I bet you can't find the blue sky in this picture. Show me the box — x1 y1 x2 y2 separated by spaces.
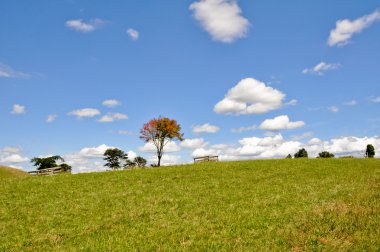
1 0 379 173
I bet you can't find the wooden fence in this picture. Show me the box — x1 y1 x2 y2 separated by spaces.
28 167 69 176
193 156 219 164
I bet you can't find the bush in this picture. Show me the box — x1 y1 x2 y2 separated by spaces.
318 151 334 158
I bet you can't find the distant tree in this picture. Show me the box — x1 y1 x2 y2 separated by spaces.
103 148 128 170
134 156 147 167
365 144 375 158
59 163 72 173
318 151 335 158
140 116 184 167
286 154 292 159
124 159 136 169
294 148 308 158
31 155 65 170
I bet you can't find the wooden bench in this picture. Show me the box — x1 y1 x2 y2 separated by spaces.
193 156 219 164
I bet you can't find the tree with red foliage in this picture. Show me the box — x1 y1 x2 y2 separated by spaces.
140 116 184 167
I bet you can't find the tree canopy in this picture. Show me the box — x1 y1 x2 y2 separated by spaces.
140 116 184 167
318 151 335 158
294 148 308 158
134 156 147 167
103 148 128 170
31 155 65 170
365 144 375 158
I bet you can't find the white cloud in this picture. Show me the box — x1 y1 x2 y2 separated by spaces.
192 123 220 134
259 115 305 131
68 108 101 118
214 78 286 115
63 144 142 173
11 104 26 114
126 28 139 40
329 106 339 113
308 138 322 145
180 138 207 149
0 63 30 79
66 18 105 33
302 62 340 75
147 154 182 166
0 147 28 167
192 134 380 161
139 141 181 153
127 151 137 160
189 0 250 43
98 113 128 123
231 124 257 133
290 132 314 141
370 96 380 103
286 99 298 106
328 10 380 46
324 136 380 157
102 99 121 107
46 114 57 123
344 100 358 106
78 144 114 158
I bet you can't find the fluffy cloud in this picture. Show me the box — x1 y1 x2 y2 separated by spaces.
214 78 286 115
328 10 380 46
147 154 182 166
66 18 105 33
126 28 139 40
64 144 121 173
192 123 220 134
46 114 57 123
68 108 101 118
189 0 250 43
259 115 305 131
302 62 340 75
231 124 257 133
11 104 26 114
102 99 121 107
192 134 380 161
139 141 181 153
180 138 207 149
0 147 28 168
98 113 128 122
0 62 30 79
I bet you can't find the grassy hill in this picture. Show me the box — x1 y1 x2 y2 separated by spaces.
0 166 29 179
0 159 379 251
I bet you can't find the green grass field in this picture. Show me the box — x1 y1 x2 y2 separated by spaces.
0 166 29 179
1 159 379 251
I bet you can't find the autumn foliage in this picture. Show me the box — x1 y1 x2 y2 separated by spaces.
140 116 184 167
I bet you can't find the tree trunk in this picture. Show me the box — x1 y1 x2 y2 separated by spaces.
157 155 161 167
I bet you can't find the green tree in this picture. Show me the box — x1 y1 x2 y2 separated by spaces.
140 116 184 167
286 154 292 159
31 155 65 170
134 156 147 167
365 144 375 158
294 148 308 158
318 151 335 158
59 163 72 172
103 148 128 170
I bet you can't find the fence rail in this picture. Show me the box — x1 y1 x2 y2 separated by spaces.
28 167 68 176
193 156 219 164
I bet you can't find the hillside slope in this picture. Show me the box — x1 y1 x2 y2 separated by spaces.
0 159 379 251
0 166 29 179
